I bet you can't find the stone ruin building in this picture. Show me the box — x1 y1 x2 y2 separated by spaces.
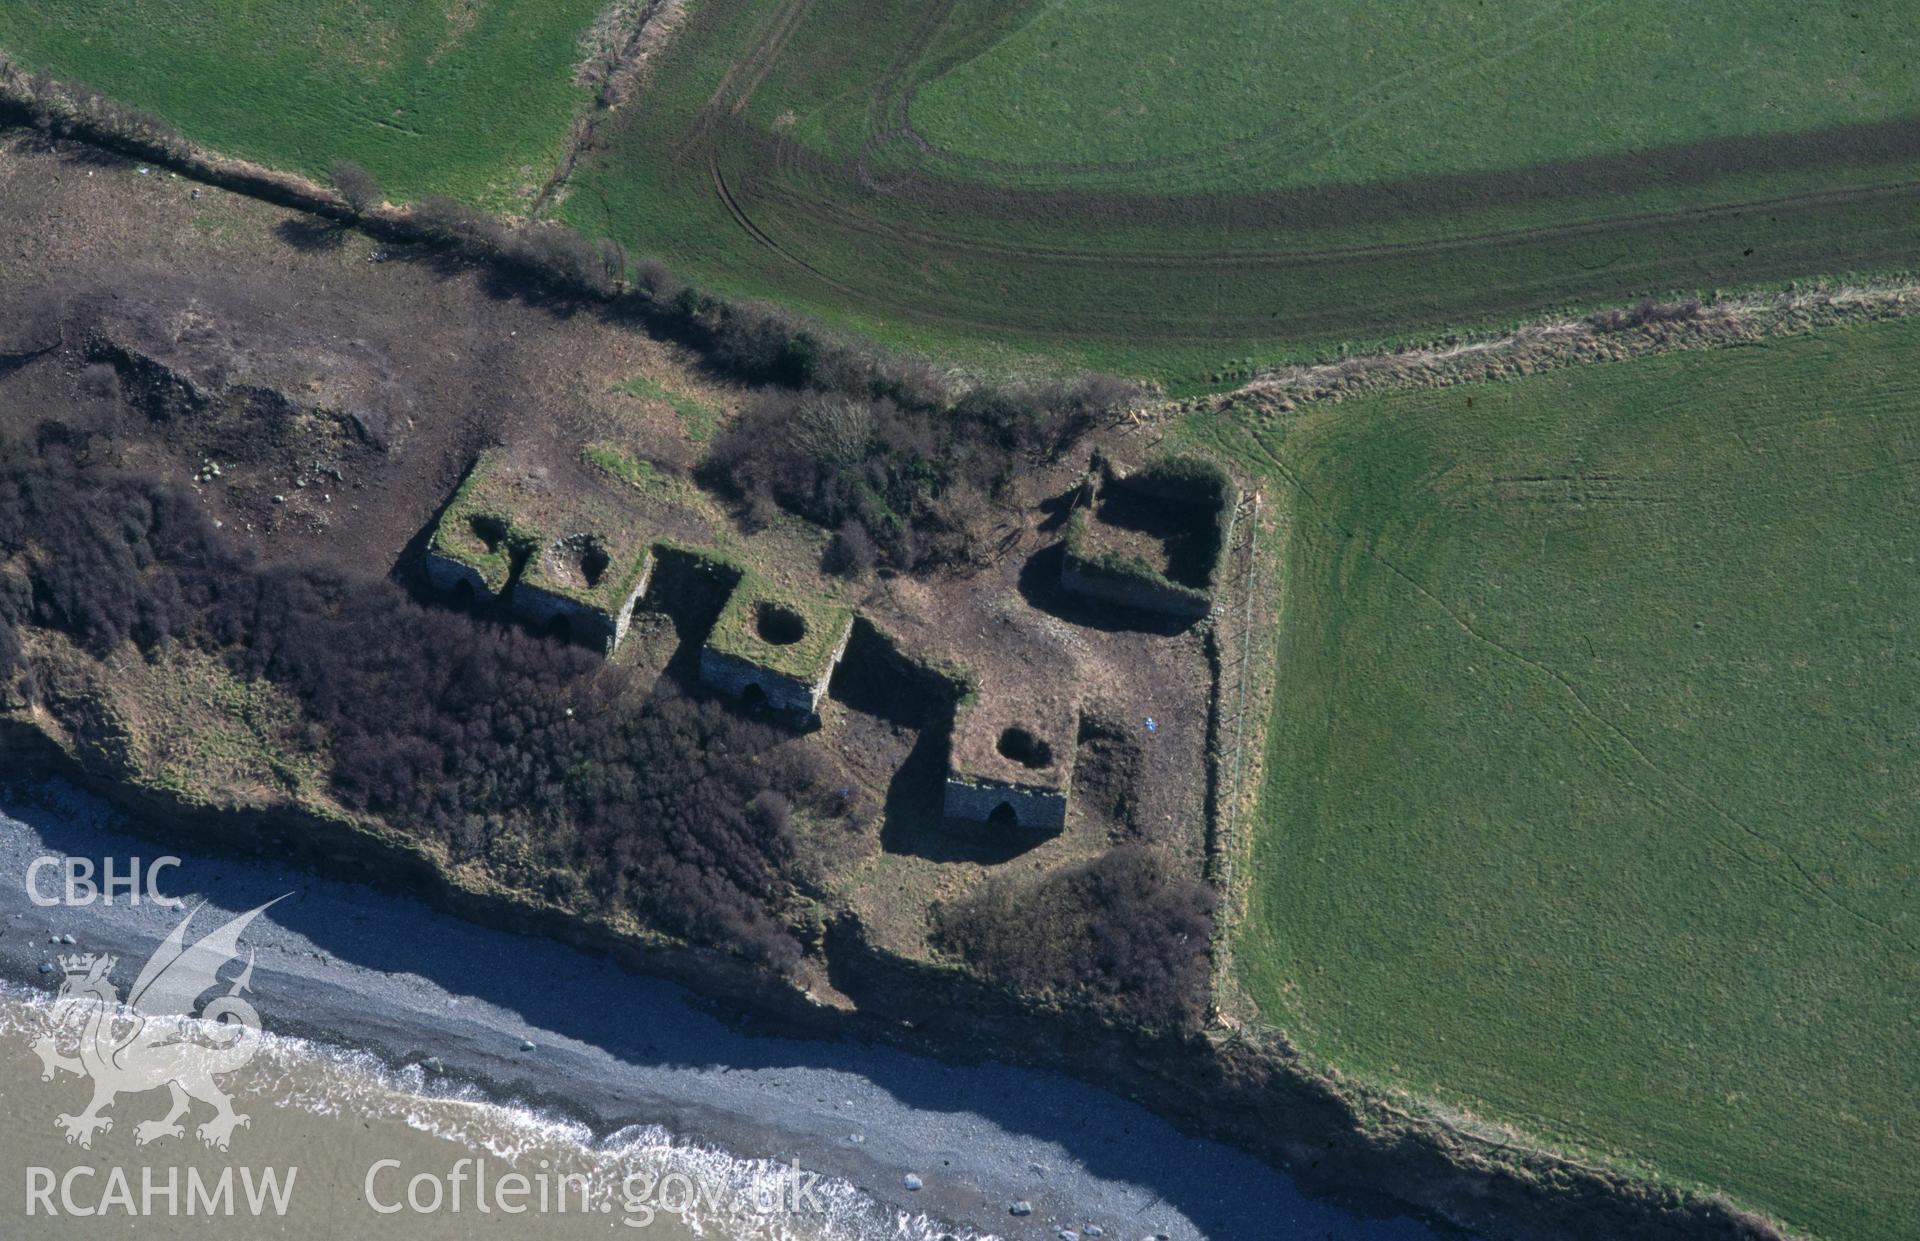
943 688 1079 832
698 578 854 721
423 450 654 655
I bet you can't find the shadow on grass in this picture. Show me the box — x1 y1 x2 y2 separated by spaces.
873 728 1047 865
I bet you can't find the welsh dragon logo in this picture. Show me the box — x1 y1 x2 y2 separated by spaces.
31 897 285 1152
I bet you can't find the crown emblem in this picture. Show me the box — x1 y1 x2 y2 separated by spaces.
58 953 103 974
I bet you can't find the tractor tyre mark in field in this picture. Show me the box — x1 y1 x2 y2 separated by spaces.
713 157 1151 337
710 166 1920 342
708 156 861 299
753 174 1920 270
850 0 962 190
811 112 1920 240
673 26 1920 345
872 0 1610 197
677 0 814 161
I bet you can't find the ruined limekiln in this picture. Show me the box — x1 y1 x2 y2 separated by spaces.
424 450 654 655
943 689 1078 832
512 529 654 654
698 578 854 721
1061 453 1238 619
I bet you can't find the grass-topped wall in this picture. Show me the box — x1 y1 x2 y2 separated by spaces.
427 451 531 594
705 579 854 684
1061 454 1238 618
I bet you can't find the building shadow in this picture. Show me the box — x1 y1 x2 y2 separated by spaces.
1015 541 1196 637
874 728 1053 864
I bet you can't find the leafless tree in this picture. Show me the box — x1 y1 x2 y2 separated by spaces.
790 394 874 470
328 159 382 217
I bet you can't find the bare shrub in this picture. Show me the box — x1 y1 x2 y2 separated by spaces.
328 159 382 216
821 520 877 579
710 370 1133 572
596 237 628 290
932 846 1216 1029
0 67 185 160
1589 297 1703 333
633 257 681 300
790 394 874 469
511 224 615 296
701 299 824 386
411 195 506 256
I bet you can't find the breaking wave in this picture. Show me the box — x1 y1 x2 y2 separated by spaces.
0 981 987 1241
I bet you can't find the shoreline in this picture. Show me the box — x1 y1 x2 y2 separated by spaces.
0 780 1437 1241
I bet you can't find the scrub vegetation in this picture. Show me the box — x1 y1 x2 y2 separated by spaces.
0 447 848 969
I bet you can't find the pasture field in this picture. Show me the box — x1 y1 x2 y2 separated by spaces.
0 0 606 204
6 0 1919 381
1196 317 1920 1241
909 0 1920 191
563 0 1920 382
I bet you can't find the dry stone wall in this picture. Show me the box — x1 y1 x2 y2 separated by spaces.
424 550 493 599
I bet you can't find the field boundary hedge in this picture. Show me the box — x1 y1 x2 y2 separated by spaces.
0 57 1143 426
1216 278 1920 415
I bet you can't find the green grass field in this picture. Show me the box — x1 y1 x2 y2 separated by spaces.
0 0 606 205
911 0 1920 190
6 1 1919 381
560 0 1920 383
1194 318 1920 1241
